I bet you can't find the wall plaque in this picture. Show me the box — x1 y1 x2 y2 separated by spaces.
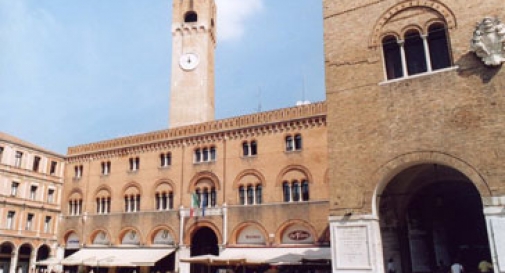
336 226 371 269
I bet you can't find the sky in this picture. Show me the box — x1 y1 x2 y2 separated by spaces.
0 0 326 154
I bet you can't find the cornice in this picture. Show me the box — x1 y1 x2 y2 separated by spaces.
66 102 327 163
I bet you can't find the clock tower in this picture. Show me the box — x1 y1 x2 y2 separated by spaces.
169 0 217 128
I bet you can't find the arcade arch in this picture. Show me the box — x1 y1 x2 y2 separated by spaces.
377 164 491 273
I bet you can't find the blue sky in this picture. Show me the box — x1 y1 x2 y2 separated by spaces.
0 0 325 154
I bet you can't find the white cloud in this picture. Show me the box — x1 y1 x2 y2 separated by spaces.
215 0 264 42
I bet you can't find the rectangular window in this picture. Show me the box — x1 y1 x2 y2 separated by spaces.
44 216 52 233
30 185 38 200
74 165 83 178
32 156 41 172
26 213 34 231
0 146 4 163
7 211 15 229
49 161 57 175
160 153 171 167
15 151 23 167
129 157 139 171
101 161 111 175
11 182 19 196
47 189 55 203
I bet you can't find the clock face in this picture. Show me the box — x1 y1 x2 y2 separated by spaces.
179 53 199 71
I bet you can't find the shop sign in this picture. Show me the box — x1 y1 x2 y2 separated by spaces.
282 225 314 244
237 226 266 245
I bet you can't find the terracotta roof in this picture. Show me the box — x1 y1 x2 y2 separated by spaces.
0 131 64 158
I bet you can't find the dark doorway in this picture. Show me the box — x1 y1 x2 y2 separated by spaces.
191 227 219 273
0 243 14 273
379 164 490 273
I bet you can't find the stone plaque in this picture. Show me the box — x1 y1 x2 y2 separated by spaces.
93 231 110 245
66 232 80 249
122 230 140 245
237 226 266 245
492 218 505 272
336 226 371 269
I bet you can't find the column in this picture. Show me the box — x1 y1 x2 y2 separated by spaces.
398 40 408 77
484 196 505 273
422 34 432 72
9 249 18 273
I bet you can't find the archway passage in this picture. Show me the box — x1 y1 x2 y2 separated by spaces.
191 227 219 273
17 244 32 273
378 164 491 273
0 243 14 273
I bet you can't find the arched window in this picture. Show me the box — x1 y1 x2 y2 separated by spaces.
184 11 198 23
292 181 300 202
210 147 216 161
250 141 257 155
256 185 262 204
124 193 140 213
301 180 310 201
285 136 294 151
95 190 111 214
210 187 217 207
382 35 403 80
283 181 291 202
69 197 83 216
404 30 427 75
294 134 302 150
239 186 245 205
242 142 250 156
247 185 254 205
428 23 451 70
202 188 209 207
160 153 171 167
203 148 209 161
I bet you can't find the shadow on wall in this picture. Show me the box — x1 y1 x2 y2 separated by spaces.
455 52 502 84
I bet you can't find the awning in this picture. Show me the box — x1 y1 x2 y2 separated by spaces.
36 257 63 266
181 247 331 265
61 248 175 267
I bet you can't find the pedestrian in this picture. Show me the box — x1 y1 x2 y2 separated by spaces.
478 259 493 273
450 261 464 273
387 258 396 273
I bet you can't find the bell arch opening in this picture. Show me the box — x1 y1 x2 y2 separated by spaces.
378 164 491 273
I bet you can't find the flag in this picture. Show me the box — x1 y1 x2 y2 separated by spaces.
190 193 200 218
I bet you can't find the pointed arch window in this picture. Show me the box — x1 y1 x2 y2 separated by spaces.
382 35 403 80
404 30 427 75
283 181 291 202
428 23 451 70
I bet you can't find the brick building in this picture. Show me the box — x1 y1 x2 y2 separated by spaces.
0 133 65 273
323 1 505 273
57 1 330 273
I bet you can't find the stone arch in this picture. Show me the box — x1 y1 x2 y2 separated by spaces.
152 179 176 195
229 221 269 245
188 171 221 192
370 0 457 47
68 188 84 198
400 24 425 38
122 181 143 196
94 185 112 197
233 169 266 189
276 165 314 186
118 226 143 245
371 151 491 217
147 225 178 246
184 221 222 245
61 230 79 246
274 219 317 245
89 228 113 245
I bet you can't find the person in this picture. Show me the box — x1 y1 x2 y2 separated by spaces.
451 261 464 273
478 259 493 273
387 258 395 273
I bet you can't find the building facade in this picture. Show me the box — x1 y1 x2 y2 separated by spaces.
0 133 65 273
323 1 505 273
60 103 329 273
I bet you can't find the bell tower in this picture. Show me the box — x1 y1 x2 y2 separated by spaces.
169 0 217 128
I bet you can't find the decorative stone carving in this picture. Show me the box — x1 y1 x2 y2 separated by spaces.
470 17 505 66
